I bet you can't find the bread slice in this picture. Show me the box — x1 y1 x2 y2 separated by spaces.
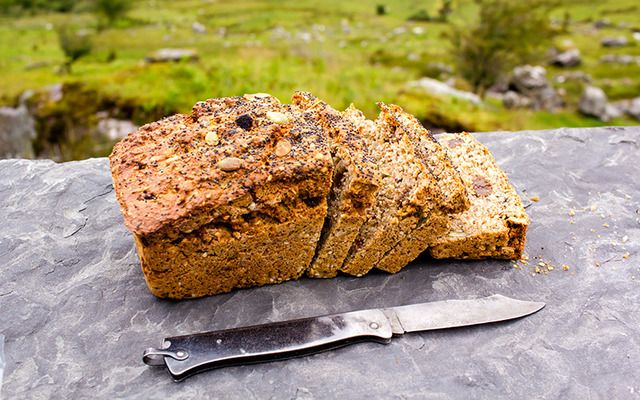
428 132 529 259
374 104 469 273
292 92 380 278
339 105 441 276
109 94 333 298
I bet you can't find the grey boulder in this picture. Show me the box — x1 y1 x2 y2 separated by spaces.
507 65 562 111
0 105 36 159
145 48 199 63
601 37 629 47
406 77 482 104
578 86 622 122
551 49 581 67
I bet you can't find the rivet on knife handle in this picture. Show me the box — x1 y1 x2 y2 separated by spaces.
143 309 393 381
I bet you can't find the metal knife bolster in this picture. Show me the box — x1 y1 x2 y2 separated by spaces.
143 309 394 381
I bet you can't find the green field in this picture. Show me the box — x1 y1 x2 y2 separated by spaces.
1 0 639 158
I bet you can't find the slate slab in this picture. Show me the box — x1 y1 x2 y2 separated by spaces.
1 127 639 399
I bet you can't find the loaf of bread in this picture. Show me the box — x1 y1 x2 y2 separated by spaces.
373 103 468 273
292 92 381 278
109 94 333 298
338 104 443 277
110 93 528 299
429 132 529 259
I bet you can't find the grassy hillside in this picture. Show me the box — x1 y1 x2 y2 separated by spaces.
1 0 639 138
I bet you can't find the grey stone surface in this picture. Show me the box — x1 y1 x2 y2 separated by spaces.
550 48 582 68
406 77 481 104
145 48 199 63
579 86 610 121
508 65 562 111
1 127 639 399
0 105 36 159
601 36 629 47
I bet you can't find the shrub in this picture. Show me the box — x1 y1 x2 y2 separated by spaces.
93 0 131 29
449 0 560 96
407 9 432 22
57 26 93 73
0 0 74 15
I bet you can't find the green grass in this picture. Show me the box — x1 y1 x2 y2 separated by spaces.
1 0 639 142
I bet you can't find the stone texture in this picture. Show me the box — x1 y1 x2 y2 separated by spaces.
578 86 620 122
96 117 138 140
145 48 199 63
612 97 640 121
406 77 481 104
0 105 36 159
601 36 629 47
1 127 640 399
550 48 581 67
508 65 562 111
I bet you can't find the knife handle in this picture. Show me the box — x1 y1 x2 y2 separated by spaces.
143 308 393 381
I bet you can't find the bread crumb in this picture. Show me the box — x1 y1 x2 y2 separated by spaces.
534 266 541 274
623 252 630 260
530 195 540 202
602 223 609 228
568 209 576 216
547 265 554 271
562 264 570 271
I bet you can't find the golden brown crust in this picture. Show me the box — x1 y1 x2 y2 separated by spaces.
135 199 326 299
110 93 529 299
110 94 333 298
109 94 332 239
428 132 529 260
377 103 469 213
374 103 469 273
339 105 440 276
292 92 381 278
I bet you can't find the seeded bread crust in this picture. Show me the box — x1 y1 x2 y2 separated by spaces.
374 104 469 273
292 92 381 278
429 132 529 260
339 105 439 277
109 94 333 298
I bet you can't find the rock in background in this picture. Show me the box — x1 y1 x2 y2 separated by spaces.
578 86 622 122
0 104 36 159
502 65 563 111
406 77 481 104
550 49 582 67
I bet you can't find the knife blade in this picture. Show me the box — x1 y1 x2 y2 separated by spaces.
143 294 544 381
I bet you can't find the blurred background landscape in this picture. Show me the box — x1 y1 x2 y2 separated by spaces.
1 0 639 161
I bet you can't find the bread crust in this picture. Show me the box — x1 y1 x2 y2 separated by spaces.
374 104 468 273
110 94 333 298
428 132 529 260
339 105 439 276
292 92 380 278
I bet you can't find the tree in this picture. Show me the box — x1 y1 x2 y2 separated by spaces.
57 26 92 73
449 0 560 96
93 0 131 29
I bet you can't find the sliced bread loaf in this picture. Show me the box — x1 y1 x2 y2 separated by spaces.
292 92 381 278
428 132 529 259
339 105 441 276
374 104 468 273
109 94 333 298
